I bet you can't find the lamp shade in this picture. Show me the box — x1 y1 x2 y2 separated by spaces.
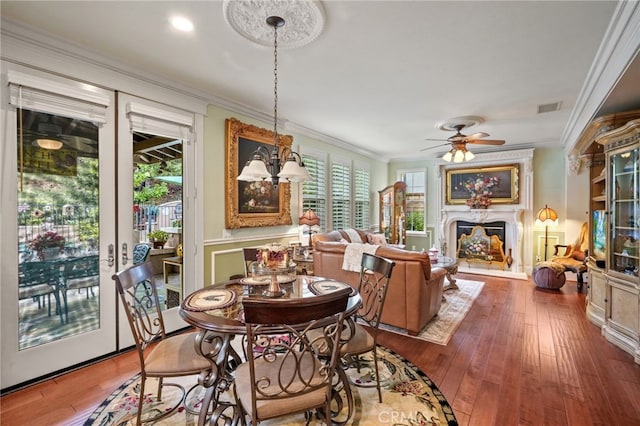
299 208 320 226
237 158 270 181
278 159 311 182
535 204 558 225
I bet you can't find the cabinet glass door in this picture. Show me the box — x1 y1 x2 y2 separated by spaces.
609 146 639 277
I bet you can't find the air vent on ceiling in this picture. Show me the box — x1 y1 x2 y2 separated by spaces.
537 102 562 114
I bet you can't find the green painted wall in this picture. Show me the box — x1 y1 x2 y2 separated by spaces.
201 104 388 284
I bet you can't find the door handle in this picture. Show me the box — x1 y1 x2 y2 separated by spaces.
106 243 115 268
122 242 129 266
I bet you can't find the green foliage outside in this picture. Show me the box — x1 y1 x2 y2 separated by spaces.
406 211 424 232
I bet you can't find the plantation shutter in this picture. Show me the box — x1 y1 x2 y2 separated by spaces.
301 155 327 231
354 168 370 229
331 161 351 230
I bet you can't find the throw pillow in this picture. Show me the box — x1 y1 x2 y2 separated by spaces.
367 233 387 246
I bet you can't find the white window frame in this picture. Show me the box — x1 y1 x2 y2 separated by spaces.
300 147 328 232
398 168 427 234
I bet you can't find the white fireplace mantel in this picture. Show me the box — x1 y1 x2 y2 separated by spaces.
435 149 534 280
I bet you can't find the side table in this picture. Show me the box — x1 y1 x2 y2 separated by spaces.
162 256 183 308
434 256 458 291
292 255 314 275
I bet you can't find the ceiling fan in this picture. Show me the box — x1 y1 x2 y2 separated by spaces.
20 112 98 155
421 123 505 162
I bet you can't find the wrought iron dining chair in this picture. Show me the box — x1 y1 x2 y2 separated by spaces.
18 260 64 322
242 247 260 277
341 252 395 403
234 286 352 425
61 255 99 322
112 262 212 425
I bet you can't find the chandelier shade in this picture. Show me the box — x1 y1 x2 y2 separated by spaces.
442 146 475 163
236 16 310 187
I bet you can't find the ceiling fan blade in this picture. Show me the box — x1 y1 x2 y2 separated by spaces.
466 139 505 145
466 131 489 139
420 142 450 152
423 138 448 142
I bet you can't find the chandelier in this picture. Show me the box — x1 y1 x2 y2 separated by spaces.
236 16 310 187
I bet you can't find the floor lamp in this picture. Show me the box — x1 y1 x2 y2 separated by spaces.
535 204 558 261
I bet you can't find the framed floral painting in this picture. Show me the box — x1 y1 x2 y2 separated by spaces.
225 118 292 229
446 165 519 206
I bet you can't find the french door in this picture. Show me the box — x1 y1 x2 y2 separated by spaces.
115 93 197 345
1 65 117 388
1 66 201 390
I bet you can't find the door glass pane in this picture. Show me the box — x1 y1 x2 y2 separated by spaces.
17 109 99 350
132 133 183 310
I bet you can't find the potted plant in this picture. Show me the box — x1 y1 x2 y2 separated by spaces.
29 231 66 260
148 230 169 249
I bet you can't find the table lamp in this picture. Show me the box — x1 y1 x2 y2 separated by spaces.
299 209 320 247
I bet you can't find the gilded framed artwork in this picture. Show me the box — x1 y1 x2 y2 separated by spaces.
446 164 519 205
225 118 292 229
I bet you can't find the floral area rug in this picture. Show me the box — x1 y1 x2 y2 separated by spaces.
85 345 457 425
381 279 485 345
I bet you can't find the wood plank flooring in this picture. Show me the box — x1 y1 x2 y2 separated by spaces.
2 273 640 425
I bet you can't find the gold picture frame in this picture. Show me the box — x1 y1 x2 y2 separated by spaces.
446 164 519 205
225 118 292 229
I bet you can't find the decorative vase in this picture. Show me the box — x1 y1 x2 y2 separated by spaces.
506 248 513 268
40 247 62 261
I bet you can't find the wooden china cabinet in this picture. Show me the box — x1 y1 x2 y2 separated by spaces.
378 181 407 245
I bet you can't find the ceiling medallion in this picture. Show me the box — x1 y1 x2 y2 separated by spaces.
223 0 325 49
436 115 484 132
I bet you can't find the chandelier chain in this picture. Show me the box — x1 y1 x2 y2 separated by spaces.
273 22 279 141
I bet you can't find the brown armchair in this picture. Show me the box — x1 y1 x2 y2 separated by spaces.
552 222 588 291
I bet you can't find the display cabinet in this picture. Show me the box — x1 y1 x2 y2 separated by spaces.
378 181 407 245
597 118 640 364
577 111 640 328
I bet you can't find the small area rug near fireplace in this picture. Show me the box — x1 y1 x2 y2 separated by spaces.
85 345 457 425
382 279 485 345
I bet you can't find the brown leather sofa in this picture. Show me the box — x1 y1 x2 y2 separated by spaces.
312 229 446 336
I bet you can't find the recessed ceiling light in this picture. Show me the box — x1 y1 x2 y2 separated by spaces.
171 16 194 32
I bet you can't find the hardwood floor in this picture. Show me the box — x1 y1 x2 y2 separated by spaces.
2 273 640 425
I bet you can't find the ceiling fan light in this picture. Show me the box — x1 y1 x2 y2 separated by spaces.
453 149 465 163
442 151 453 162
464 150 475 161
36 138 63 150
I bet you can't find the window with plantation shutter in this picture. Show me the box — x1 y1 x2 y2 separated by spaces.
354 168 370 229
301 155 326 231
331 162 351 230
398 169 426 232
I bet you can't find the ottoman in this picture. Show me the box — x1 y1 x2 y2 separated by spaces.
532 261 566 289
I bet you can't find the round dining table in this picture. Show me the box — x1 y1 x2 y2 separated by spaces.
179 275 362 426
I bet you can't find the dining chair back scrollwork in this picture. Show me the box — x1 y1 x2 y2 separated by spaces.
112 261 212 425
342 252 395 403
234 287 352 425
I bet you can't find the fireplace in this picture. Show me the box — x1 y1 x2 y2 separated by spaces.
435 148 533 279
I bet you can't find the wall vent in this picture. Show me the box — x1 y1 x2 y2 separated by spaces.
537 102 562 114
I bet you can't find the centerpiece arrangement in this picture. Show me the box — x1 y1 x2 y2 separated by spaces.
252 243 296 297
463 174 500 209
